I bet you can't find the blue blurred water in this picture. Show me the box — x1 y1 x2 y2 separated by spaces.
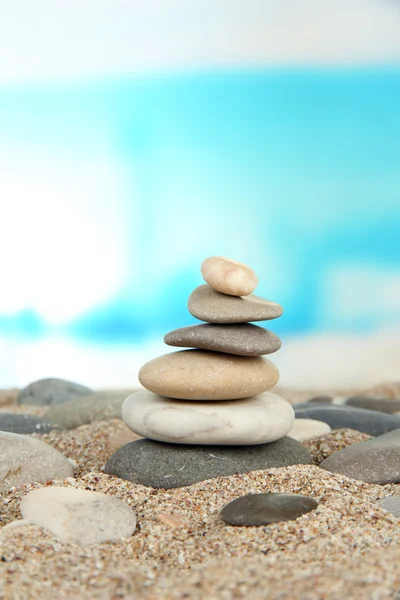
1 68 399 342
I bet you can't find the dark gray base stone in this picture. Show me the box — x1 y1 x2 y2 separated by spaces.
104 437 314 489
320 428 400 484
220 492 318 526
17 378 93 406
294 404 400 436
0 413 58 434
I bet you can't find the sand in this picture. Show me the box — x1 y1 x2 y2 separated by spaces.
1 385 400 599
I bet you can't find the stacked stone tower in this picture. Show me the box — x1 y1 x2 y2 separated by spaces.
121 257 294 446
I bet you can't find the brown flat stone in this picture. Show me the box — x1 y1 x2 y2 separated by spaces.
164 323 281 356
188 284 283 323
138 350 279 400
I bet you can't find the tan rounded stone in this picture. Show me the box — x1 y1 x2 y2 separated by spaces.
201 256 258 296
188 284 283 323
138 350 279 400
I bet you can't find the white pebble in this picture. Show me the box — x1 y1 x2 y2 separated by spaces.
20 486 136 545
287 418 331 442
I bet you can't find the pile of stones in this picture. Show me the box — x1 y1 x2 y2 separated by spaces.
105 257 314 488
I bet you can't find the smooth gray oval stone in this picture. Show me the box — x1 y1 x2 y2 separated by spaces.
307 396 333 404
0 413 57 434
164 323 281 356
320 429 400 484
377 495 400 517
345 397 400 414
220 492 318 526
188 284 283 324
0 432 74 491
45 391 130 430
104 437 313 489
294 404 400 436
17 378 93 406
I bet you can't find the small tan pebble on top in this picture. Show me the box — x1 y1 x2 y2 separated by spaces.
302 428 372 464
201 256 258 296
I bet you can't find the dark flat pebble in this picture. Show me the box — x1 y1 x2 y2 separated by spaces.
220 492 318 526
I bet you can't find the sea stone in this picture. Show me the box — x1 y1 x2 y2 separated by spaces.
307 396 333 404
320 429 400 484
122 390 294 445
104 437 314 489
138 350 279 400
0 432 74 491
45 391 131 430
220 493 318 526
164 323 281 356
287 418 331 442
0 413 57 434
17 378 93 406
345 397 400 414
201 256 258 297
294 404 400 436
377 496 400 517
20 486 136 545
188 284 283 324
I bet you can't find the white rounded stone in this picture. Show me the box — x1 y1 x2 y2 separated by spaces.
201 256 258 296
20 486 136 545
122 390 294 445
287 418 331 442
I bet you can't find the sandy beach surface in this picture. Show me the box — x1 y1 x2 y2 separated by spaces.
1 384 400 600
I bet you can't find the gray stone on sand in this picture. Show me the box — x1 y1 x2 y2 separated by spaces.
45 391 131 430
294 404 400 436
164 323 281 356
0 432 74 491
20 486 136 545
220 492 318 526
345 397 400 414
320 428 400 484
17 378 93 406
0 412 57 434
104 437 314 489
307 396 333 404
188 284 283 323
377 496 400 517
